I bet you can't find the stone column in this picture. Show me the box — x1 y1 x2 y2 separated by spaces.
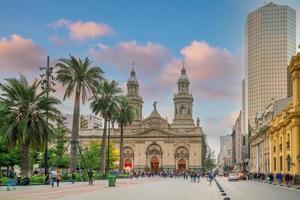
292 125 300 176
292 71 300 110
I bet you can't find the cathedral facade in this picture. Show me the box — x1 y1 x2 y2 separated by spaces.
77 65 206 172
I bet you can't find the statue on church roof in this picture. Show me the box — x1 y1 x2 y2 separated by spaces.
197 117 200 127
153 100 158 111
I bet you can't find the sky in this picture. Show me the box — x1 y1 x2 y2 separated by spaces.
0 0 299 154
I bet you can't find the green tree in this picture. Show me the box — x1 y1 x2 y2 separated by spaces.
0 75 61 176
90 80 122 173
40 127 70 168
114 97 135 174
56 56 104 171
223 165 234 173
0 135 20 173
79 141 117 171
203 146 216 172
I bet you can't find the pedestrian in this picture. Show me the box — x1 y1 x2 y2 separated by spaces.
50 168 57 188
285 174 290 186
71 170 76 184
208 173 213 185
197 172 200 183
56 168 61 187
7 168 16 191
88 169 94 186
193 173 197 182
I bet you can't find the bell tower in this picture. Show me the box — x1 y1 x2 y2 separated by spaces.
127 63 143 122
171 62 195 128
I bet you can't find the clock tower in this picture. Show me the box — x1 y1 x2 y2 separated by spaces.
171 62 195 128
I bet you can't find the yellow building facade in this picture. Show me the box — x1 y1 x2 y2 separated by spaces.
269 49 300 183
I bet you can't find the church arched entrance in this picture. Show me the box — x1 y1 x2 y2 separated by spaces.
124 147 134 171
146 143 162 172
124 159 133 170
178 159 186 172
175 146 189 172
150 157 160 172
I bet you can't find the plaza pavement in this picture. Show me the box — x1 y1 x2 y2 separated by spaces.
0 177 222 200
1 177 300 200
217 177 300 200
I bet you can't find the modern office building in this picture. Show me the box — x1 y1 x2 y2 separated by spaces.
245 2 296 130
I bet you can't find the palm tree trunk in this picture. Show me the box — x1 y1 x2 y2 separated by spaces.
119 123 124 175
21 142 31 177
100 118 107 173
70 90 81 172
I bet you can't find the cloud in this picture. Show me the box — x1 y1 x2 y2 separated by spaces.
0 34 47 73
49 19 112 42
48 35 70 47
90 40 172 74
159 41 242 100
202 110 240 153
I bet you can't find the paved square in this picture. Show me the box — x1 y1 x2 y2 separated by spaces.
0 178 221 200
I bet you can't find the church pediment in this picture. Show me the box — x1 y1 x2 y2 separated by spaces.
141 110 169 129
132 128 178 137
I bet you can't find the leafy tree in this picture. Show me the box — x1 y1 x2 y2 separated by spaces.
56 56 104 171
223 165 234 173
114 96 135 174
90 80 122 173
0 135 20 173
203 146 216 172
40 127 70 168
79 141 117 171
0 75 61 176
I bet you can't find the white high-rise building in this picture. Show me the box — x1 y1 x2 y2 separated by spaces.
245 2 296 130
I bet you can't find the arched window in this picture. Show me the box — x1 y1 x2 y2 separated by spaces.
180 106 187 114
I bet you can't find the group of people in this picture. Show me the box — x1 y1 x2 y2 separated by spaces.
47 168 62 187
130 170 216 185
247 172 293 185
46 168 94 187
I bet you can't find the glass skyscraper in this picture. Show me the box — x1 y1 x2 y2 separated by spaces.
245 2 296 130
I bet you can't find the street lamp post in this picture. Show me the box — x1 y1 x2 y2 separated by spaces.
39 56 55 180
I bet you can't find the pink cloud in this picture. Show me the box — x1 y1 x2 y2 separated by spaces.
159 41 242 100
90 40 172 74
0 34 47 73
49 19 112 42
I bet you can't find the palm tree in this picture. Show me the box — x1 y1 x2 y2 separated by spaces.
0 75 61 177
90 80 122 173
56 56 104 171
115 97 135 175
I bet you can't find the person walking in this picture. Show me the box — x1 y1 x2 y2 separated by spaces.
56 169 61 187
50 168 57 188
208 173 213 185
7 169 16 191
197 172 200 183
71 171 76 184
88 169 94 186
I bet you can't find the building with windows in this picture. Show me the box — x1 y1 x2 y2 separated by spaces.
63 114 105 130
232 112 243 169
269 49 300 184
245 2 296 131
73 65 206 172
218 135 232 175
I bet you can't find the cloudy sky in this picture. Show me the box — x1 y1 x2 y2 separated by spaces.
0 0 299 154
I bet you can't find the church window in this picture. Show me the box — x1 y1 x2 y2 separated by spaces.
180 106 187 114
